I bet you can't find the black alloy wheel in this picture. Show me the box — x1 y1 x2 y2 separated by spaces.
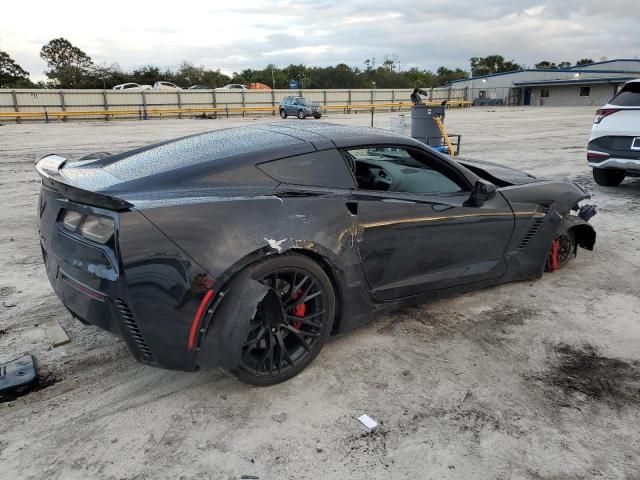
231 254 335 386
556 231 575 269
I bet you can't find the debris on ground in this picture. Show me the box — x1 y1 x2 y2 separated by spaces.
37 320 70 348
357 414 378 430
0 355 37 400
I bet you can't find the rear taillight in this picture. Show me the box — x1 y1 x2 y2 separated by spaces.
62 210 115 244
587 150 610 161
593 108 619 124
80 216 115 244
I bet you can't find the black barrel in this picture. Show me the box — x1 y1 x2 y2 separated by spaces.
411 104 445 146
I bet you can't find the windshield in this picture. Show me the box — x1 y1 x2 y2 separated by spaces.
297 98 314 106
610 82 640 106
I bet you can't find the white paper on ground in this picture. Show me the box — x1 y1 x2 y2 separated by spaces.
357 414 378 429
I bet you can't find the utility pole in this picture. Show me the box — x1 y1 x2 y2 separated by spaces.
371 81 376 127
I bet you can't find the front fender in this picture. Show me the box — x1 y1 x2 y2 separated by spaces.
499 181 590 214
557 215 596 251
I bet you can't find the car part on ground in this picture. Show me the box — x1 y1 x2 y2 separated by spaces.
35 123 597 385
0 355 37 399
588 79 640 186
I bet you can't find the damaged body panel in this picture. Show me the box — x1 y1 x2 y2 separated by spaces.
36 122 598 384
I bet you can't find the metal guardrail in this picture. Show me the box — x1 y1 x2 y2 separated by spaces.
0 100 473 122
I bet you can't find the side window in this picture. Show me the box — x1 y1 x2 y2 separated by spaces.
257 149 356 189
345 146 468 194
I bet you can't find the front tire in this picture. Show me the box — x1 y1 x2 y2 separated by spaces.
297 110 306 119
592 168 625 186
231 254 335 386
556 230 575 269
314 113 322 119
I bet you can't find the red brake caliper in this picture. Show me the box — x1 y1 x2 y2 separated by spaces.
546 239 560 272
292 289 306 329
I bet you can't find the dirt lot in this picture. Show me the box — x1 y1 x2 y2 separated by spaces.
1 107 639 480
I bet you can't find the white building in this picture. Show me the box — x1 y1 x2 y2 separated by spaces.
446 59 640 106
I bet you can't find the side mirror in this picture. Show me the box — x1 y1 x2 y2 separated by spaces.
464 180 496 207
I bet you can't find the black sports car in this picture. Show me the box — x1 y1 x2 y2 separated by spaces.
36 123 596 385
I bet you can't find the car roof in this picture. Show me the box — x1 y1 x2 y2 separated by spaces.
81 123 417 186
260 122 413 148
62 123 429 196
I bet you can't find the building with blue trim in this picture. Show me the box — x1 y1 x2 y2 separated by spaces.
445 59 640 106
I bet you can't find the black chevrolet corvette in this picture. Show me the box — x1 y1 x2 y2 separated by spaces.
36 123 596 385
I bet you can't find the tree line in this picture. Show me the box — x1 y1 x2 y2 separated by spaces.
0 38 595 90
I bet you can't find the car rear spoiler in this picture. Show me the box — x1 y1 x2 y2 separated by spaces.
35 154 133 211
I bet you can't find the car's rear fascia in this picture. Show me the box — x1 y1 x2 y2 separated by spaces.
589 105 640 173
38 180 214 371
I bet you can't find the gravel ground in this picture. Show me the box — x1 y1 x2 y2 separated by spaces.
1 107 639 480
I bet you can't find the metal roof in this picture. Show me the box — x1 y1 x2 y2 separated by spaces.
446 66 640 85
570 58 640 68
513 77 637 87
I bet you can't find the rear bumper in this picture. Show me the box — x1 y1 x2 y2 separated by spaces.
42 235 162 367
588 157 640 172
588 136 640 171
38 186 217 372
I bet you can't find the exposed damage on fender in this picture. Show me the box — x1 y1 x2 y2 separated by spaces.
36 122 597 385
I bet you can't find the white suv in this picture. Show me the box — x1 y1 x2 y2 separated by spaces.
588 79 640 186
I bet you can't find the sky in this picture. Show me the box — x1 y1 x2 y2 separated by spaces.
2 0 639 81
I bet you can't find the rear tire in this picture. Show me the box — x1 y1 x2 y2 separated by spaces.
279 109 287 119
231 254 335 386
592 168 625 186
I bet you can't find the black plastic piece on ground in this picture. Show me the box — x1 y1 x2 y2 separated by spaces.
0 354 37 394
578 204 598 222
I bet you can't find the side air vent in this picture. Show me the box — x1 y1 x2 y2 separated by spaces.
516 207 550 251
114 299 157 366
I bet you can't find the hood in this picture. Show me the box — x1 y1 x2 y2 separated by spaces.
456 157 538 187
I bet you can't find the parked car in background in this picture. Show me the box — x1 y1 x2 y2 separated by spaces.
588 79 640 186
153 81 181 90
219 84 247 90
279 96 322 119
112 83 152 91
188 85 211 90
472 97 503 106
